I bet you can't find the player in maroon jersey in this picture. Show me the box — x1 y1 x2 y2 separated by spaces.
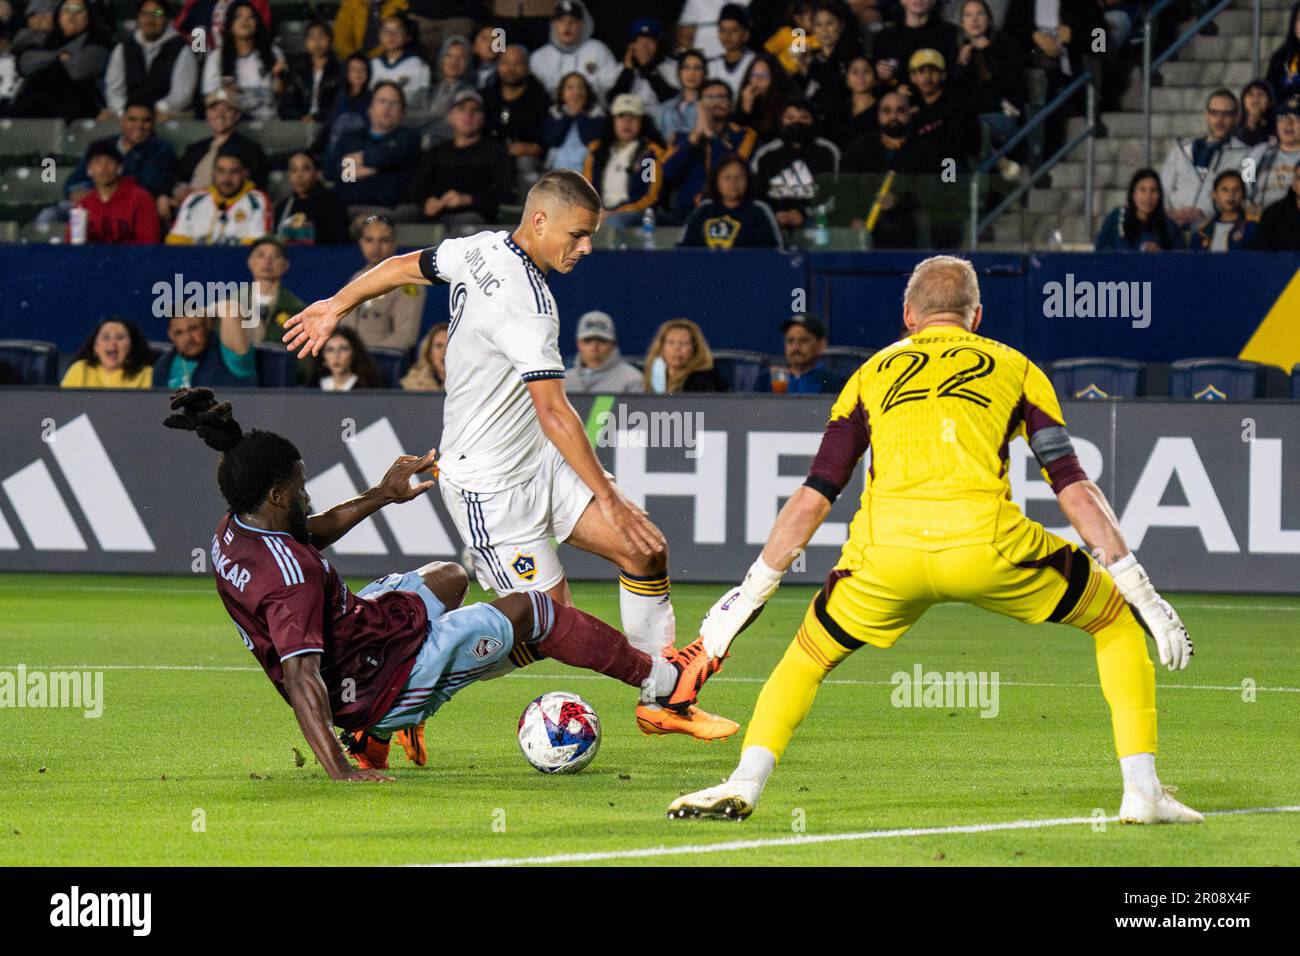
164 388 726 781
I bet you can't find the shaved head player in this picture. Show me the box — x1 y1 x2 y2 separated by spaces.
669 256 1201 825
284 169 733 741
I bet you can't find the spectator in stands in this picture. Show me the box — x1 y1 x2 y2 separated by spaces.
369 14 431 115
762 1 818 78
420 32 474 140
153 308 256 388
0 23 21 116
67 100 177 210
658 49 707 143
872 0 959 88
661 78 758 221
332 0 405 61
1235 79 1275 147
677 0 733 59
166 143 272 244
10 0 112 119
102 0 198 121
841 90 944 248
340 214 425 350
906 49 977 166
1265 1 1300 100
584 93 666 229
1094 167 1185 251
803 1 864 115
826 55 878 148
1161 89 1255 229
400 322 447 391
542 71 604 171
404 0 476 71
274 150 350 243
751 96 840 230
1188 170 1258 252
471 23 500 87
329 80 421 222
66 141 162 243
774 313 843 394
708 4 757 97
1250 162 1300 250
680 152 784 248
734 53 795 142
643 318 730 393
322 52 371 152
565 310 644 393
237 237 307 345
409 88 514 223
61 317 155 388
482 44 549 182
174 0 271 54
201 0 286 122
169 88 269 219
949 0 1024 162
1249 94 1300 212
607 17 677 119
280 20 341 122
311 326 387 390
530 1 617 98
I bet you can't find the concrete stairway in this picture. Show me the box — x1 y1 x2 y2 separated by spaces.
983 0 1288 249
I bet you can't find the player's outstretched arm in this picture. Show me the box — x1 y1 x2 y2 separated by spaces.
281 653 393 782
1057 479 1194 671
282 250 427 358
308 449 438 550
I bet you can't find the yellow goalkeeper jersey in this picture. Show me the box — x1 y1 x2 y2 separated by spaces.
804 323 1086 559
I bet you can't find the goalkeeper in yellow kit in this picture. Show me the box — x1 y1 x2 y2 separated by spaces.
669 256 1202 825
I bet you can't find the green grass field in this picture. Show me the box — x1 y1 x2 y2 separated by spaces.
0 574 1297 867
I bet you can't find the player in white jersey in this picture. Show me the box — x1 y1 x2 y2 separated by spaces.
284 170 736 741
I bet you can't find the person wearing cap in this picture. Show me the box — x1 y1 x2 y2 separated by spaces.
1247 94 1300 212
65 140 162 244
168 86 268 219
906 47 978 166
661 77 758 221
564 311 645 394
1159 89 1260 230
101 0 199 122
776 314 843 394
707 4 756 98
166 142 272 244
607 17 677 117
583 93 667 229
871 0 959 88
1249 161 1300 250
750 95 840 230
529 0 618 98
481 43 550 181
409 88 515 224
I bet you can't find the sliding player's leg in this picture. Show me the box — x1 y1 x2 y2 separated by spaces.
670 554 929 821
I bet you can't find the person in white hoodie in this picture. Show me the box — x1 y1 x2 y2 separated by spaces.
529 0 617 99
102 0 198 120
1159 88 1261 229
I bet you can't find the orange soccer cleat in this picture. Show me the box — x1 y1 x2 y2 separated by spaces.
394 722 428 766
340 729 391 770
634 639 738 741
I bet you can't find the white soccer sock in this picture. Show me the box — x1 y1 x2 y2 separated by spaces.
730 746 777 789
643 655 678 702
1120 752 1161 799
619 571 676 658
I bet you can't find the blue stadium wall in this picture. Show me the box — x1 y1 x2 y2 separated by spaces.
2 247 1298 366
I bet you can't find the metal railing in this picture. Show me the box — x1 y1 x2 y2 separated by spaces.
968 72 1096 250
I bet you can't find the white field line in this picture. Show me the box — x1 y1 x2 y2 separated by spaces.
0 663 1296 694
421 804 1300 867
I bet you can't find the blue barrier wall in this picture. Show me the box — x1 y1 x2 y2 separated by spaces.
1 245 1295 362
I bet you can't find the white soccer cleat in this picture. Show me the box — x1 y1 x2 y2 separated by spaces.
667 780 762 821
1118 786 1205 824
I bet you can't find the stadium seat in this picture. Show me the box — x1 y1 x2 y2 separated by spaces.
369 346 411 388
266 170 291 204
254 343 300 388
244 120 317 160
276 20 309 56
0 221 18 243
155 119 215 155
821 345 876 381
61 119 120 163
396 222 445 248
19 220 62 243
1169 358 1264 401
0 166 70 206
0 119 64 168
1049 357 1145 400
711 350 773 392
0 339 60 385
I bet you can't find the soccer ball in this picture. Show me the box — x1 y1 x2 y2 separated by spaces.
517 692 601 774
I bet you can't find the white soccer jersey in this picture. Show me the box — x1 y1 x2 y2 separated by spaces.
418 230 564 493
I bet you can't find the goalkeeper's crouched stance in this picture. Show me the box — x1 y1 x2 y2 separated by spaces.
669 256 1201 825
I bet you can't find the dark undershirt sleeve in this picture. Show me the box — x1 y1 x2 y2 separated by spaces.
803 402 871 504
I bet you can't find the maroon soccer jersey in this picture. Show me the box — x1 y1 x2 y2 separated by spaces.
210 514 429 731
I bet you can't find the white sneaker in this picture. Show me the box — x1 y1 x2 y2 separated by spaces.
667 780 761 821
1118 786 1205 824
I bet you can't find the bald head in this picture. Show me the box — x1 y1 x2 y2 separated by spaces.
498 44 530 84
903 255 982 331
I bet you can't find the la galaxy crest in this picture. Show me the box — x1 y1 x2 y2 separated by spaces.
511 552 537 581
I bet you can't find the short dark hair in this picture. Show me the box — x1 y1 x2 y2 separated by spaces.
123 97 155 115
370 80 406 110
1213 169 1245 190
700 78 733 99
1206 88 1239 111
138 0 172 15
85 140 124 164
287 148 319 169
527 168 601 214
249 236 287 257
304 18 332 39
215 142 247 166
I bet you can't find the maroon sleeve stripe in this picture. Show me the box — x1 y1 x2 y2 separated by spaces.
804 403 870 503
